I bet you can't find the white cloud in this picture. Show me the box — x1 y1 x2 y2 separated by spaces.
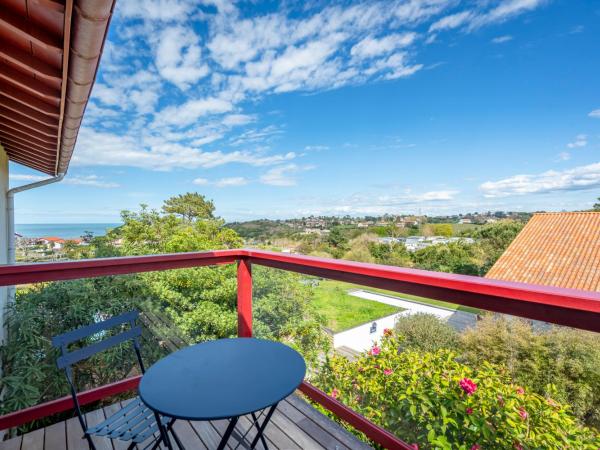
260 164 313 186
429 11 473 32
288 189 460 216
492 35 513 43
73 128 298 171
64 175 120 188
92 83 125 106
192 176 248 187
556 152 571 161
480 162 600 197
153 97 233 128
350 33 417 59
118 0 195 21
222 114 255 127
10 174 47 182
10 173 119 188
214 177 248 187
567 134 587 148
469 0 546 30
589 109 600 118
155 26 209 89
304 145 329 151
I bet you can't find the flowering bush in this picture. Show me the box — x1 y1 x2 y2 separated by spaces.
313 333 600 449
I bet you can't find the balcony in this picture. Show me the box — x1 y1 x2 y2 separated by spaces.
0 249 598 450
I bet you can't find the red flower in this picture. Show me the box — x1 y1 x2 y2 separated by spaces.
383 328 393 337
330 388 340 399
516 387 525 395
466 407 474 415
471 445 481 450
519 407 528 420
384 368 393 376
371 345 381 356
459 378 477 395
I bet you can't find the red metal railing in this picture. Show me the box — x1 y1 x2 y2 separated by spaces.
0 249 598 449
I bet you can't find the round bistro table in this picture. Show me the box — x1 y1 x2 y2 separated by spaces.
139 338 306 450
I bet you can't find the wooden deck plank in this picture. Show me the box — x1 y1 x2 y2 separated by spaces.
0 435 21 450
189 419 228 449
43 420 66 450
269 400 325 450
21 427 44 450
171 420 207 449
65 416 89 450
286 395 373 450
2 396 373 450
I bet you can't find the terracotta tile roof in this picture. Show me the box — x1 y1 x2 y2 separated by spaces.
486 212 600 292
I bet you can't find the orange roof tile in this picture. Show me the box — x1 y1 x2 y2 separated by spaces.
486 212 600 292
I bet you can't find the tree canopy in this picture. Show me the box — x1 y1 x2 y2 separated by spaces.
161 192 216 221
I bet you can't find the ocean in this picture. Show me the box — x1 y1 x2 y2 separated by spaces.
16 223 122 239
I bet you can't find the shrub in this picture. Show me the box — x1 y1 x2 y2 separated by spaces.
394 313 458 353
461 315 600 429
314 331 600 449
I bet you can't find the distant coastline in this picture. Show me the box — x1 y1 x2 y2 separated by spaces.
16 223 121 239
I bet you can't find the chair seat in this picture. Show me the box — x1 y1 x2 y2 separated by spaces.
87 397 171 444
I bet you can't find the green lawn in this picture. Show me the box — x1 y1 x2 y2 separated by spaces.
343 283 481 315
312 280 401 332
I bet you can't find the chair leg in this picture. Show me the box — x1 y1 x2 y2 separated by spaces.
85 433 97 450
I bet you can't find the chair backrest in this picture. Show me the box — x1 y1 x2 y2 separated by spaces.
51 310 144 431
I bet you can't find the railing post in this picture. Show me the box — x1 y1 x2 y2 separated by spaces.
237 258 252 337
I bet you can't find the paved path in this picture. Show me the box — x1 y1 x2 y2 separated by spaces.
332 289 477 353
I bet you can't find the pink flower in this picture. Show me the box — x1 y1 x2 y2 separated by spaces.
471 445 481 450
514 444 523 450
519 408 528 420
384 368 393 376
466 407 474 415
371 345 381 356
330 388 340 399
497 395 505 406
459 378 477 396
383 328 393 337
516 387 525 395
411 445 419 450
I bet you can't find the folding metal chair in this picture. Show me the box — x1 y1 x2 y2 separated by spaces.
52 310 179 450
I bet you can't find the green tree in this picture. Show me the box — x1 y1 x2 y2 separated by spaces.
432 223 453 237
593 197 600 211
461 315 600 429
465 221 524 273
394 313 458 353
368 242 413 267
412 242 482 275
162 192 216 221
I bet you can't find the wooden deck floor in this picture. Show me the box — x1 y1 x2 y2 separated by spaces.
0 395 373 450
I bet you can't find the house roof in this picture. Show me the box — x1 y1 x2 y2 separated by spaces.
41 236 65 242
0 0 116 175
486 212 600 292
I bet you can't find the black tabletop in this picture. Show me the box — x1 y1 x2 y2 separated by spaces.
138 338 306 421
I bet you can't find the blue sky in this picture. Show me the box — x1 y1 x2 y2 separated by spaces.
10 0 600 223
